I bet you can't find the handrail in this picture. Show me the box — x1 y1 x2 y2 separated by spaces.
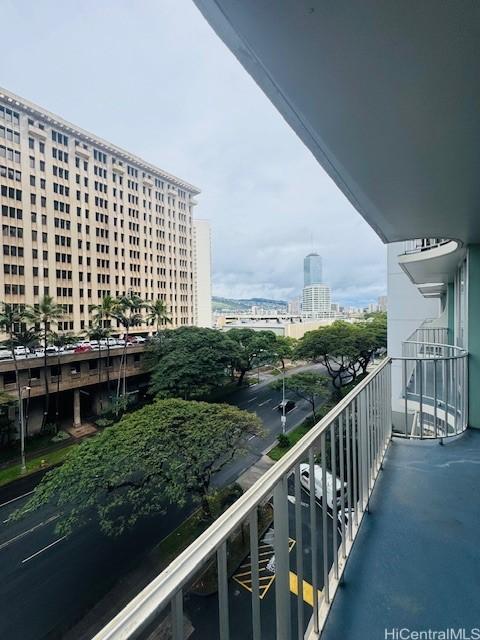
401 238 452 255
401 340 466 360
94 357 392 640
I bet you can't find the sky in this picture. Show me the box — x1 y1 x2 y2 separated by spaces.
0 0 386 307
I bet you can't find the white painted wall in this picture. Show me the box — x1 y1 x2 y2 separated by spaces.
387 242 440 412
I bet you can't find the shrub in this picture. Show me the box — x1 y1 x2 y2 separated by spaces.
277 433 290 448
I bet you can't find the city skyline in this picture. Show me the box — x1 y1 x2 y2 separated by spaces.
0 0 386 309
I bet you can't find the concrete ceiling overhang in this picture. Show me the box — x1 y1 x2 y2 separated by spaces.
194 1 480 244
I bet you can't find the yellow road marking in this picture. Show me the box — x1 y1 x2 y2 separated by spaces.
289 571 322 607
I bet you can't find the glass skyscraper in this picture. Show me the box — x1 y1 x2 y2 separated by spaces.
304 252 323 286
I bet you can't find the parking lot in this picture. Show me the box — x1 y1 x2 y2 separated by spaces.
185 481 338 640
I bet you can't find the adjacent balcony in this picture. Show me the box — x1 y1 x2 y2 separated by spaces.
93 331 471 640
398 238 465 293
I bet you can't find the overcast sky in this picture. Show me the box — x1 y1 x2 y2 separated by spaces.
1 0 386 306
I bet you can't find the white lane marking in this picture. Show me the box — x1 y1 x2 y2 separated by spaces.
258 399 272 407
247 397 258 403
248 435 256 441
0 514 60 550
21 536 66 564
0 490 34 509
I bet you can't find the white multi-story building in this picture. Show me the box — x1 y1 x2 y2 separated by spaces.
192 219 212 327
302 283 332 318
0 87 200 333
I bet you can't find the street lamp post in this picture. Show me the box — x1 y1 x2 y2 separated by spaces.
19 386 31 474
281 365 287 434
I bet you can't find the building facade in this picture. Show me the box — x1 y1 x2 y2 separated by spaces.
0 87 200 334
302 283 332 318
192 219 212 327
303 252 322 286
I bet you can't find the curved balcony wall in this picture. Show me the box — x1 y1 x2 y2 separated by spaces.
393 340 467 439
398 239 465 294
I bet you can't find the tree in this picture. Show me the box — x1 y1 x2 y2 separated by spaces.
11 399 263 535
295 321 359 390
49 332 78 429
84 325 112 411
145 298 171 333
271 336 296 371
227 328 279 385
111 294 145 403
24 295 64 429
90 295 117 397
0 303 25 435
147 327 236 400
8 328 40 435
352 319 387 375
270 372 330 421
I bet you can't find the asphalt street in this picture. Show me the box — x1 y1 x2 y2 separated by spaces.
0 364 326 640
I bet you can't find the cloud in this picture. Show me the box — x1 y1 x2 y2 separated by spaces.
0 0 386 306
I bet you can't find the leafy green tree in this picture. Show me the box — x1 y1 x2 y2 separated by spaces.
90 295 117 397
295 321 359 389
227 328 279 385
147 327 236 399
11 399 262 535
272 336 296 370
24 295 64 429
271 371 330 421
145 298 171 333
352 318 387 375
111 294 145 402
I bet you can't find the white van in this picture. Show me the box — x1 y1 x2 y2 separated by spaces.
299 463 345 510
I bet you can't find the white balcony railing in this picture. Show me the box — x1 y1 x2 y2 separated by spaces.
402 238 451 255
94 358 392 640
394 339 467 440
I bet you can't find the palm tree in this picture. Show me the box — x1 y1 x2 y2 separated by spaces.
84 325 111 412
111 294 145 404
9 328 40 436
24 295 64 430
145 298 171 334
0 303 26 437
89 296 116 399
49 332 77 430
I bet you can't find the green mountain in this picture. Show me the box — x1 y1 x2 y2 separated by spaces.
212 296 288 312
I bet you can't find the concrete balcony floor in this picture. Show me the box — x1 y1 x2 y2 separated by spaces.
322 430 480 639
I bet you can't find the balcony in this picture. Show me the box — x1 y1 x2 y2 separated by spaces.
398 238 465 291
90 328 473 640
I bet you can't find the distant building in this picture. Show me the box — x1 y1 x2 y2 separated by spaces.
302 284 332 318
378 295 387 311
304 253 323 286
193 220 212 327
287 297 301 315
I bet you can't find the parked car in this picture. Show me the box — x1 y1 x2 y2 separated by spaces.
277 399 296 413
299 463 346 510
74 344 93 353
14 346 30 357
0 350 12 361
131 336 146 344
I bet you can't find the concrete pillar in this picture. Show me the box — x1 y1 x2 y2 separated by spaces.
468 245 480 428
73 389 81 427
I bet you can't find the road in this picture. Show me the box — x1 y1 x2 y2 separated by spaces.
0 364 326 640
